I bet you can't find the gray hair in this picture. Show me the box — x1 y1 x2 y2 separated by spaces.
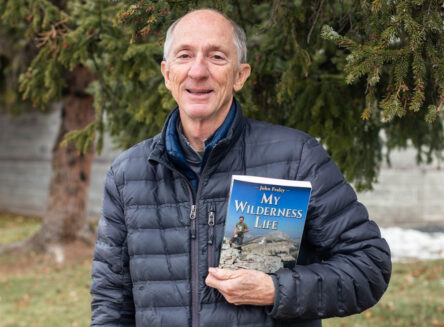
163 9 247 65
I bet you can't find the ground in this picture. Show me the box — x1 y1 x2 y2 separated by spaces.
0 212 443 327
0 213 93 327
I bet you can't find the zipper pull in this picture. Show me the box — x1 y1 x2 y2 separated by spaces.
208 210 215 245
190 205 197 239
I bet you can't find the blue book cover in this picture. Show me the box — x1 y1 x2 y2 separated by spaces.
219 175 312 273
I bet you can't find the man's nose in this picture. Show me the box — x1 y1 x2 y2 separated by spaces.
188 55 209 79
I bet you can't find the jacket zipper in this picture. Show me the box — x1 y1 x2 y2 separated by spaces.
181 167 210 327
190 205 197 239
151 158 199 327
153 146 218 327
189 153 215 327
207 206 215 267
182 181 199 327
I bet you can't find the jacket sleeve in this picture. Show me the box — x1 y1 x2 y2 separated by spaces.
269 138 392 320
90 166 135 326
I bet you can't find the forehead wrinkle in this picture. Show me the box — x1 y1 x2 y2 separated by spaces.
172 42 232 56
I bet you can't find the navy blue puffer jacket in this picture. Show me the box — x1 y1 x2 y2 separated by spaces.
90 101 391 327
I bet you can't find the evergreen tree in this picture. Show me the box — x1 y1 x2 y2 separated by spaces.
321 0 443 164
0 0 442 252
0 0 99 253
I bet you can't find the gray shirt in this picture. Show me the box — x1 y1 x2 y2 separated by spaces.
176 120 203 177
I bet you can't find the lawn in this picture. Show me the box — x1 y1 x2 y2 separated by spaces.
324 259 444 327
0 213 443 327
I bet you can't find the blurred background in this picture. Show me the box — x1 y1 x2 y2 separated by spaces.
2 105 444 228
1 1 443 326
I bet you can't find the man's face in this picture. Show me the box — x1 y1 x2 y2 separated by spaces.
161 10 250 124
239 217 244 222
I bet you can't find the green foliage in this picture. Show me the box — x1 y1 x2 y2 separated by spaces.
0 16 35 114
321 0 443 121
0 0 443 189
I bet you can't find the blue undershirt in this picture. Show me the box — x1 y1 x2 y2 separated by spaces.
165 100 237 191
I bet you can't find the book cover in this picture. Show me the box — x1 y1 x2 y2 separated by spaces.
219 175 312 273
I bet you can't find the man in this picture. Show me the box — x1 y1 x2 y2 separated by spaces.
90 9 391 327
229 216 249 250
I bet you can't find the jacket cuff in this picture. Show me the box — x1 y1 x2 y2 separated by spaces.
265 273 280 316
267 268 302 319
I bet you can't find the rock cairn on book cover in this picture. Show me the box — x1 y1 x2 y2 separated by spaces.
219 175 312 273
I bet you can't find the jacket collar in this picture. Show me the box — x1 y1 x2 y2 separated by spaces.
148 98 245 170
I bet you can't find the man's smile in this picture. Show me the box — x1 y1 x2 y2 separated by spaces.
186 88 214 94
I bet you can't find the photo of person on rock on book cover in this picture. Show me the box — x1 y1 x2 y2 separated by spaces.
229 216 250 251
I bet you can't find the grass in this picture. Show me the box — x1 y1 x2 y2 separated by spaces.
0 212 443 327
324 259 444 327
0 213 41 244
0 213 92 327
0 258 91 327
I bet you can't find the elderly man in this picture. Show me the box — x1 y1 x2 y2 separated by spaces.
91 8 391 327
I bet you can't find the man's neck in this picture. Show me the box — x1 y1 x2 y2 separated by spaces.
179 102 232 152
179 119 218 152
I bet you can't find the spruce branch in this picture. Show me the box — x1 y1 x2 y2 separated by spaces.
34 17 69 48
307 0 325 44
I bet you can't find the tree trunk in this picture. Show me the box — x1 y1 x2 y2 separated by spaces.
0 66 96 255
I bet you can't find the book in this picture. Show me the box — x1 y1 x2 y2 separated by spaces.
219 175 312 273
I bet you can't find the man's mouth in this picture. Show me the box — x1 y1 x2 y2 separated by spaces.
186 89 213 94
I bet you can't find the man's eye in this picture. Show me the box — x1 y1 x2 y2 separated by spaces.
176 52 192 59
212 55 224 60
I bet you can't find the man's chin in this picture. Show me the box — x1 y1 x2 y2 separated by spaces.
180 104 216 121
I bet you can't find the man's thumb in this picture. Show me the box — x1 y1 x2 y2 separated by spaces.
208 267 233 280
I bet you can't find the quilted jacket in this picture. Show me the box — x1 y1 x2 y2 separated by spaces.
90 100 392 327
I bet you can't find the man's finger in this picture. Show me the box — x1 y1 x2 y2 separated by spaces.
208 267 236 280
205 271 230 289
205 273 218 288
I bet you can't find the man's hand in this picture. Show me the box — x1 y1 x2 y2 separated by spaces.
205 267 275 306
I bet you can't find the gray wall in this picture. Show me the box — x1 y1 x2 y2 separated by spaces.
0 108 443 227
358 149 444 227
0 105 119 220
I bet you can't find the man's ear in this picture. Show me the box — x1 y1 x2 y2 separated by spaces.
161 60 171 90
233 63 251 92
